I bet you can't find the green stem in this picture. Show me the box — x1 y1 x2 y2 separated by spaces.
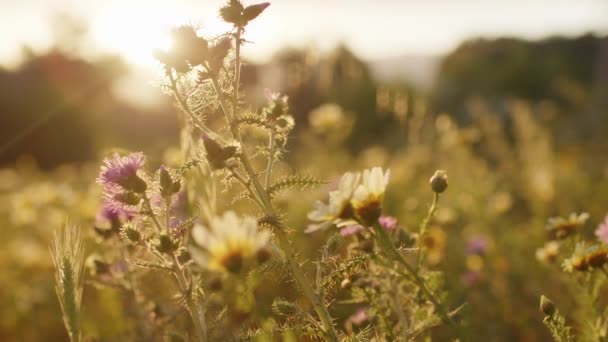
416 192 439 268
276 229 339 341
167 71 218 140
205 33 339 340
143 196 208 342
373 224 455 327
265 131 275 189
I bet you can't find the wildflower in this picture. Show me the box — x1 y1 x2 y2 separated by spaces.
191 211 270 273
97 153 147 194
466 234 491 256
535 241 560 264
339 224 366 237
378 215 398 231
595 214 608 244
306 172 361 232
562 242 608 272
351 167 391 225
546 212 589 239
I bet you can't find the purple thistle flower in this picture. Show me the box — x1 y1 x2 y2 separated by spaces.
378 215 398 230
96 202 135 225
340 224 366 237
97 152 147 193
595 214 608 244
466 235 490 256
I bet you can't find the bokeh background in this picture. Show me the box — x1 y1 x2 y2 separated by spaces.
2 0 608 340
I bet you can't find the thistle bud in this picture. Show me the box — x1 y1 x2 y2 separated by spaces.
272 299 298 316
119 174 147 194
114 191 142 206
159 166 180 197
429 170 448 194
156 233 177 254
202 135 237 170
122 222 141 243
219 0 245 25
176 247 191 264
242 3 270 23
207 37 232 74
540 295 555 316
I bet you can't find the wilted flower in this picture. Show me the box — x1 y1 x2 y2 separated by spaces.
595 214 608 244
306 172 361 232
535 241 560 264
97 153 147 194
351 167 391 225
191 211 270 273
562 242 608 272
546 213 589 239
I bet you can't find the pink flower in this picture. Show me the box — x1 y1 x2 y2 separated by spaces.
466 235 490 255
378 215 398 230
347 308 369 326
595 214 608 244
97 153 147 193
340 224 366 237
96 202 135 225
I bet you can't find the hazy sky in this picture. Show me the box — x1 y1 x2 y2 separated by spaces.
1 0 607 68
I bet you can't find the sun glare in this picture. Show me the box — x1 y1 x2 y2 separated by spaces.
91 3 188 67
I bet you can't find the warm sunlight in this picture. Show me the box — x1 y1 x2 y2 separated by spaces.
91 3 176 66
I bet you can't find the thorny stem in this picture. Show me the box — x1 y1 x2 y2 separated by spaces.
265 131 276 189
167 71 218 141
416 192 439 268
373 224 455 327
142 196 208 342
205 32 340 342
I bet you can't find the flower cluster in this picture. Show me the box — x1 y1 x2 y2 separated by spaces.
562 242 608 272
307 167 390 232
545 212 589 239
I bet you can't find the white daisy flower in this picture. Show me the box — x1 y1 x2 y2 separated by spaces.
351 167 391 224
191 211 270 273
306 172 361 233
